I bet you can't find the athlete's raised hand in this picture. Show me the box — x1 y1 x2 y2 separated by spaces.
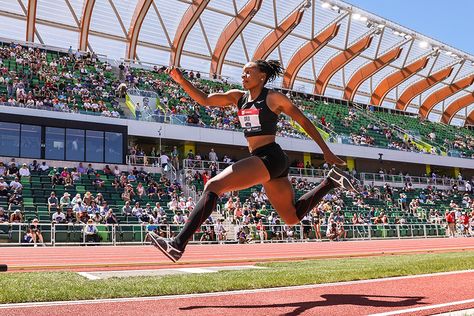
165 66 184 84
324 151 346 166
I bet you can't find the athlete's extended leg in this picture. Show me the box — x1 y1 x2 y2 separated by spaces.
264 167 360 226
263 177 298 225
148 156 271 262
263 177 333 225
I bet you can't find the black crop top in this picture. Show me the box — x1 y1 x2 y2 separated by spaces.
236 88 278 138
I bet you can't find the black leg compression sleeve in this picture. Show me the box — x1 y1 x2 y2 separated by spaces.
295 178 335 220
173 191 218 251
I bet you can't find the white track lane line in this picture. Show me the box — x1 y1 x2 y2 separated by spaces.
432 308 474 315
76 272 101 280
368 298 474 316
1 269 473 309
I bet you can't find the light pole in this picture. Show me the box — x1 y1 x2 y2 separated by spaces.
157 127 162 154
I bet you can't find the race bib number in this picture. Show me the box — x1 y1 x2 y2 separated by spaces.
238 108 261 132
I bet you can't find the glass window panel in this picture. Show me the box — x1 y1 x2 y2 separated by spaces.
66 129 85 161
45 127 65 160
0 122 20 157
105 132 123 164
20 125 41 158
86 130 104 162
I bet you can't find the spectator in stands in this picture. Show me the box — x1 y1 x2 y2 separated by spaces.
0 162 6 177
103 165 113 176
104 209 118 225
445 210 456 237
58 192 71 210
29 218 45 247
95 193 105 206
60 167 69 179
80 192 91 206
8 189 23 211
213 219 226 242
326 221 338 241
301 214 312 239
132 202 143 219
47 191 59 213
0 207 8 223
122 201 132 217
113 166 121 178
7 162 18 177
256 219 267 242
92 174 104 189
87 201 99 215
9 177 22 191
136 182 145 199
208 148 218 162
19 163 30 177
97 200 107 217
460 212 470 236
173 211 185 225
84 218 100 243
160 152 170 172
67 168 78 183
10 209 22 223
171 146 179 169
91 211 102 224
0 177 8 197
122 184 134 202
127 172 136 182
52 208 66 224
86 164 95 175
64 174 74 188
73 200 86 214
38 162 49 174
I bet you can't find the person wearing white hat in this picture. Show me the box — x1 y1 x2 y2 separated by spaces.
19 163 30 177
60 192 72 210
71 193 82 205
84 218 99 243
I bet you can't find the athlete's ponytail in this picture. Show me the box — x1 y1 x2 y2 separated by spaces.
254 59 284 84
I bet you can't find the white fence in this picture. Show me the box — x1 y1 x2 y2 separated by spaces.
0 222 452 247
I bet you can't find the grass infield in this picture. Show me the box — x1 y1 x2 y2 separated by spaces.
1 251 474 304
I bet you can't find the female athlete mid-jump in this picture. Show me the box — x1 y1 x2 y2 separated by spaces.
147 60 358 262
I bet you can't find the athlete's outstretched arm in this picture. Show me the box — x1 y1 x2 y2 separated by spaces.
165 66 244 107
268 92 345 166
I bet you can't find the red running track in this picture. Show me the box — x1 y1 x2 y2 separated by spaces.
2 237 474 272
1 270 474 315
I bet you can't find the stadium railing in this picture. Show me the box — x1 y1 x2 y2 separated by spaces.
0 222 452 247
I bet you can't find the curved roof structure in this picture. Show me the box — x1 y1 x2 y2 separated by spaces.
1 0 474 126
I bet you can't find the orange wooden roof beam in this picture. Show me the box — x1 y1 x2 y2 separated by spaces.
170 0 210 66
370 55 430 106
79 0 96 51
343 46 403 101
210 0 263 76
419 74 474 118
282 22 340 90
395 66 454 111
440 92 474 124
126 0 154 61
314 34 374 95
26 0 38 42
252 4 305 61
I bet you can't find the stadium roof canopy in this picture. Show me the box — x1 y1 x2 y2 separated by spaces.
1 0 474 126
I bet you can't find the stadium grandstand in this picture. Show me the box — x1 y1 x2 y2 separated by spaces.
0 1 474 315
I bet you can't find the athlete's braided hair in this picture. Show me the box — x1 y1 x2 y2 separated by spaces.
254 59 284 84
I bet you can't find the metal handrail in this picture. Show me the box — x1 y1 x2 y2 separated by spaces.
0 222 454 246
